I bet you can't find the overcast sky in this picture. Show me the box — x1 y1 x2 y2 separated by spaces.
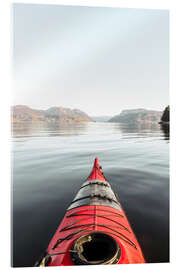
13 4 169 116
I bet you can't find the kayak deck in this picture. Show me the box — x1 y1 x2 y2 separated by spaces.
36 158 145 266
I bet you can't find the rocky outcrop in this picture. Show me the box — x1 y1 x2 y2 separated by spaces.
160 106 169 123
12 105 93 123
108 109 162 124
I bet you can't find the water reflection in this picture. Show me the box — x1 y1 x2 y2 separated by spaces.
112 122 167 139
160 124 170 141
12 121 169 142
12 122 89 138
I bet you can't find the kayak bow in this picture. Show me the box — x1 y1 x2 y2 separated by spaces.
36 158 145 266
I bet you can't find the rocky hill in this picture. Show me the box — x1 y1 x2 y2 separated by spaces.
12 105 93 123
108 109 162 124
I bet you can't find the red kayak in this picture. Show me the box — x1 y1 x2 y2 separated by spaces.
36 158 145 266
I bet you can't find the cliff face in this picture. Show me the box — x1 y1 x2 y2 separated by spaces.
108 109 162 124
12 105 93 123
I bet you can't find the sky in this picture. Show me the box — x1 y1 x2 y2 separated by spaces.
13 4 169 116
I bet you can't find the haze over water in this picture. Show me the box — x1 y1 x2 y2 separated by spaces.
12 121 169 267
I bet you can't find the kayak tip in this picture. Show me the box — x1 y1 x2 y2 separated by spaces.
87 157 106 181
94 157 100 167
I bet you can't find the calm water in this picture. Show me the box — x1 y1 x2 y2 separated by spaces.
12 122 169 267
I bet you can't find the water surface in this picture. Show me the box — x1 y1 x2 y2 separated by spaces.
12 122 169 267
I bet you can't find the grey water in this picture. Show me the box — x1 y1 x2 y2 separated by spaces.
12 122 169 267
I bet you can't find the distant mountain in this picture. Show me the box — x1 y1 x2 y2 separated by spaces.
12 105 93 123
91 116 112 122
108 109 162 124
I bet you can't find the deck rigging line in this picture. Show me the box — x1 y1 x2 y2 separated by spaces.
51 210 137 251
